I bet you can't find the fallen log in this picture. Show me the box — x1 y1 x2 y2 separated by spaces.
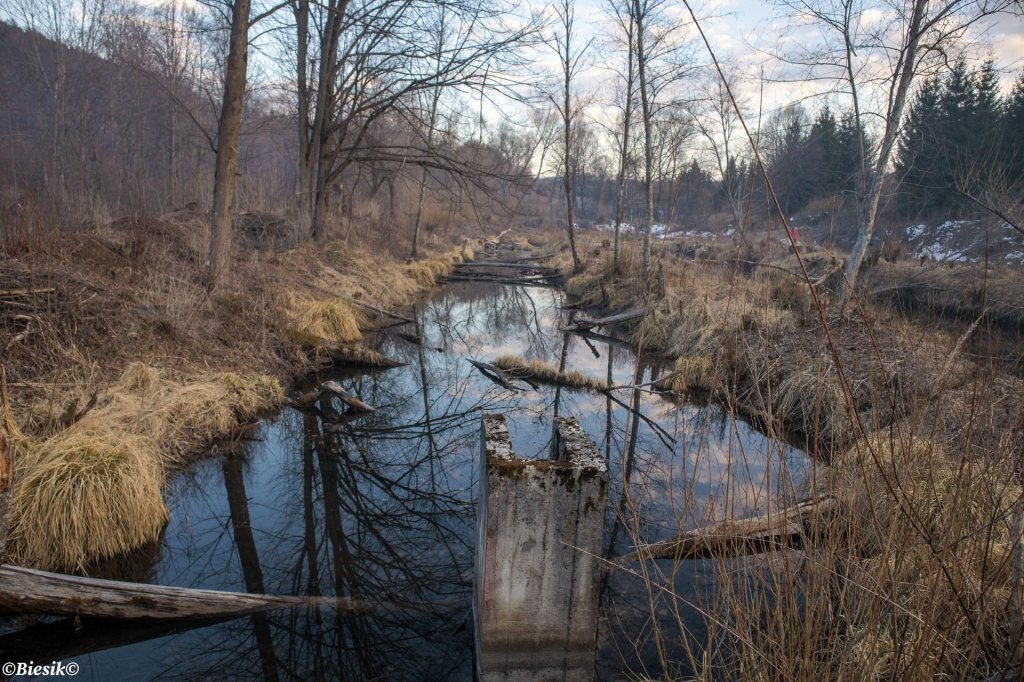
453 261 560 272
319 380 375 413
0 564 370 620
619 496 839 562
561 307 644 332
468 359 525 392
291 381 375 414
342 297 415 325
443 276 562 288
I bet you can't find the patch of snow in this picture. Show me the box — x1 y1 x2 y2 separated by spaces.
916 242 970 262
905 224 927 239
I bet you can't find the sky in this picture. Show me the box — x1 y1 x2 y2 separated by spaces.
516 0 1024 170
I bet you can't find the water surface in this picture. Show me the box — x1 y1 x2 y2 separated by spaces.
0 283 809 680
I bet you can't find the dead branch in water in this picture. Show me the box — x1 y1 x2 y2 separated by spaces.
560 307 644 332
619 496 840 562
468 359 527 391
292 380 375 414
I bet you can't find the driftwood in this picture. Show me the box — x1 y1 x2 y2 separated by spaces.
0 564 370 620
343 297 415 324
468 359 525 392
620 496 839 562
291 381 375 414
561 307 644 333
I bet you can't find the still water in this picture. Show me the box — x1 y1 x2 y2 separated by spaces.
0 283 809 681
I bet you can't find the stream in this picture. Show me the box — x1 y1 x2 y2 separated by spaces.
0 282 810 681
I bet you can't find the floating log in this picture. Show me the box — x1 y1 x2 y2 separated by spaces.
561 307 645 332
619 496 839 562
0 564 370 620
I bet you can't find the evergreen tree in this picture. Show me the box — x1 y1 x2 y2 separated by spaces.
806 105 840 196
835 111 867 197
1004 72 1024 182
896 75 946 215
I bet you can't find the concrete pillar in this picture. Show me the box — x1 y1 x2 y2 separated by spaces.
475 414 607 682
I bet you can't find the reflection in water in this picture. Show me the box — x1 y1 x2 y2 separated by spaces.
0 283 809 681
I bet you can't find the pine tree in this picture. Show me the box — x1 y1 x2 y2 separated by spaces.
807 106 840 196
1004 72 1024 182
835 111 866 197
896 75 945 215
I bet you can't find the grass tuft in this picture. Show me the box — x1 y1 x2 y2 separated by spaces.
11 428 167 572
285 293 363 345
493 355 609 392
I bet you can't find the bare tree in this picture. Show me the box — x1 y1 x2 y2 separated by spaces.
545 0 591 272
603 0 638 273
207 0 252 290
694 73 749 229
410 6 452 259
773 0 1015 300
627 0 695 279
288 0 536 242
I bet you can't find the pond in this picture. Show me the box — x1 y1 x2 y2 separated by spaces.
0 282 810 681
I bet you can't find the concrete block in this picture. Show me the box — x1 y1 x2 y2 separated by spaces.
475 414 607 682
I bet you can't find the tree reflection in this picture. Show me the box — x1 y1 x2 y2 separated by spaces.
0 284 810 682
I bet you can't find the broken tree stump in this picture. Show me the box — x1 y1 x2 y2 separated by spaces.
475 414 606 682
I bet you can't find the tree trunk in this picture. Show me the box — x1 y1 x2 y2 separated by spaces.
558 0 582 273
208 0 251 290
634 0 653 280
841 0 928 301
612 21 635 276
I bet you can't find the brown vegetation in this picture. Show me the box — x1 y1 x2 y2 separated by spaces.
493 354 610 392
0 211 476 572
562 229 1024 679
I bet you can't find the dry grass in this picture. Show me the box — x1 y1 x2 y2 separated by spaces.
9 363 284 570
493 355 609 392
10 428 167 572
655 356 717 393
284 293 363 345
565 230 1024 680
774 362 862 452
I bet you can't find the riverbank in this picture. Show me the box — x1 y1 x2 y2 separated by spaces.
0 211 480 572
557 230 1024 680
